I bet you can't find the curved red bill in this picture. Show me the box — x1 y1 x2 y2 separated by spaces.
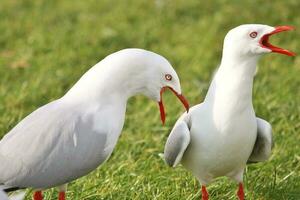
259 26 296 56
158 87 190 125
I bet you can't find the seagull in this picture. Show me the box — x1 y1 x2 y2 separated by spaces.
163 24 295 200
0 48 190 200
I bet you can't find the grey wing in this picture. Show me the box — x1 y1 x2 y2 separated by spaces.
164 120 190 167
248 117 273 163
0 100 78 186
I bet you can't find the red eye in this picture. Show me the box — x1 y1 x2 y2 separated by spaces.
249 31 257 38
165 74 172 81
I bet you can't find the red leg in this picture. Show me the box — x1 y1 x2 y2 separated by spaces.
58 191 66 200
237 183 245 200
33 191 43 200
201 185 209 200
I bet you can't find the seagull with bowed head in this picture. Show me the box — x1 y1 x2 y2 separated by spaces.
0 48 189 200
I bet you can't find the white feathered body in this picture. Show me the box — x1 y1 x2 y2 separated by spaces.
181 62 258 184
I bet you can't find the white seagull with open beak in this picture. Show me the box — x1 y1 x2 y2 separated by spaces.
0 48 189 200
163 24 295 200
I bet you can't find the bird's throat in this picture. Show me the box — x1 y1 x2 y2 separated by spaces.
205 58 258 116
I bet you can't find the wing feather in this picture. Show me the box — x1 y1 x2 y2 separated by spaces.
248 117 273 163
0 100 78 186
164 120 190 167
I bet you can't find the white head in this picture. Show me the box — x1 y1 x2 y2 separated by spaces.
223 24 295 59
111 49 190 124
68 48 189 124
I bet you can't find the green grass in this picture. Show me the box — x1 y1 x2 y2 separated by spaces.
0 0 299 199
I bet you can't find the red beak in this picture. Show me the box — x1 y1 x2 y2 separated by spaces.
259 26 296 56
158 87 190 125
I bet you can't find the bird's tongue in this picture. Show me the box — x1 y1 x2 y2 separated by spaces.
259 26 295 56
158 87 189 125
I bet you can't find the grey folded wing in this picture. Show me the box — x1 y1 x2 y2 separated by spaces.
248 117 273 163
163 120 190 167
0 100 79 187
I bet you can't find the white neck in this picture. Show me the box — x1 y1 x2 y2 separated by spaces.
205 53 259 114
62 62 150 105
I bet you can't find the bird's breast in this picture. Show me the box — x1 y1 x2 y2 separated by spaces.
183 107 257 181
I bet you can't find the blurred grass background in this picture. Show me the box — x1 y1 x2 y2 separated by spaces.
0 0 299 199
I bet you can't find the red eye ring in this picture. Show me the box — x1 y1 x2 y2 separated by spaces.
165 74 172 81
249 31 258 38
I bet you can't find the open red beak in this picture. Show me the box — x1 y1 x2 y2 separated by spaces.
158 87 189 125
259 26 295 56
